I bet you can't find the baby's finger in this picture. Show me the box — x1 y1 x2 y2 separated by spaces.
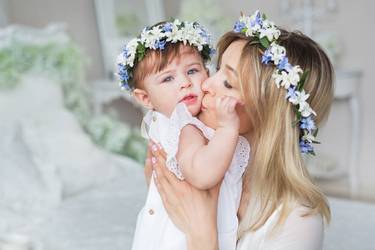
228 98 238 112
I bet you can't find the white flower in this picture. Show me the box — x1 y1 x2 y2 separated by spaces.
299 102 317 117
259 20 280 41
166 25 184 43
302 131 316 143
269 43 286 65
288 89 309 105
272 67 301 89
273 70 288 88
116 53 125 65
150 26 162 37
286 65 303 85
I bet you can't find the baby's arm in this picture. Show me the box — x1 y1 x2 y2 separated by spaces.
177 96 240 189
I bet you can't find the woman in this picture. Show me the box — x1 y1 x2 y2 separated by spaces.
145 11 334 250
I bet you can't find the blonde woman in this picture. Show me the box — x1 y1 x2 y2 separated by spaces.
145 11 334 250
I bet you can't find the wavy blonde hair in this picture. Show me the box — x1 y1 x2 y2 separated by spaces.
217 30 334 237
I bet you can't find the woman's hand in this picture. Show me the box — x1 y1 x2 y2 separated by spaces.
149 142 220 250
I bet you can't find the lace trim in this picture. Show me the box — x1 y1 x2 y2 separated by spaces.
142 103 250 180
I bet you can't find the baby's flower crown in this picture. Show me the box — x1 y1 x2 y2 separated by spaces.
233 10 319 155
116 19 215 91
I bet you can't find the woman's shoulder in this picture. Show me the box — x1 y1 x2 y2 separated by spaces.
285 205 324 231
265 204 324 250
237 204 324 250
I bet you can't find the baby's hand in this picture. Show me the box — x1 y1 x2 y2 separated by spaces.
215 96 241 130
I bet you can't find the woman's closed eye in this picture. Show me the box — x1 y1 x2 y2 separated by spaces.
224 80 232 89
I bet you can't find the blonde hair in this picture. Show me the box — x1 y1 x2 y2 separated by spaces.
217 30 334 237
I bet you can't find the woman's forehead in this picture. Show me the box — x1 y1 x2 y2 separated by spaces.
221 40 247 68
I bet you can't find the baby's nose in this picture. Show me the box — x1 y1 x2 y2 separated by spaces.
180 80 192 89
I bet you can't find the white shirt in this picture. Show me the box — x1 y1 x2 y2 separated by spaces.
237 205 324 250
131 103 250 250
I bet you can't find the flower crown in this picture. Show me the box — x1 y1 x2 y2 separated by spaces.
116 19 215 91
233 10 319 155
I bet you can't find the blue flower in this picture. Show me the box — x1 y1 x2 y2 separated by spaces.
300 116 316 131
209 48 216 57
261 49 273 64
300 140 314 153
251 11 263 27
154 39 167 50
122 82 132 91
162 23 173 33
117 64 129 82
286 86 297 100
122 48 130 58
277 56 291 71
199 30 210 43
234 21 246 33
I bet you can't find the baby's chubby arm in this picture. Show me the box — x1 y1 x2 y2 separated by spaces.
177 96 241 190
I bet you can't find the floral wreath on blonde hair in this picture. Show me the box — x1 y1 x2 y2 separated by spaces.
116 19 215 91
233 10 319 155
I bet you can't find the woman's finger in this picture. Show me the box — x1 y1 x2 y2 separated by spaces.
153 159 179 204
152 146 184 188
151 142 168 159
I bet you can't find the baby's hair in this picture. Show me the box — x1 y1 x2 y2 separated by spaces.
132 21 208 90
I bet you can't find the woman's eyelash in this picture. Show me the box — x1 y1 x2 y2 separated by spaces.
224 80 232 89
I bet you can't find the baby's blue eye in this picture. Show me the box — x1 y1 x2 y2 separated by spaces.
188 68 199 75
162 76 173 82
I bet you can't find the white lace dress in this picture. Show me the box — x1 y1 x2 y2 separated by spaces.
131 103 250 250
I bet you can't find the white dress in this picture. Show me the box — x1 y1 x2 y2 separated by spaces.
131 103 250 250
236 205 324 250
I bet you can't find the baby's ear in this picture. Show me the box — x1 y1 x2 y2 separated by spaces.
133 88 153 109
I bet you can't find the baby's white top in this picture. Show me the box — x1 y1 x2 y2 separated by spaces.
132 103 250 250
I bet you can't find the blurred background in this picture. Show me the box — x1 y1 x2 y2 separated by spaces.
0 0 374 249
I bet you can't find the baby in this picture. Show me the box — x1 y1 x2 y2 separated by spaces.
117 20 250 250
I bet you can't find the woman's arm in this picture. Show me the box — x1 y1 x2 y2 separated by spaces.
149 142 220 250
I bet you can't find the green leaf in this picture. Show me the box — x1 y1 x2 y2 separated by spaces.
292 119 301 127
259 36 270 49
262 13 267 20
297 70 310 91
313 128 319 137
296 111 302 121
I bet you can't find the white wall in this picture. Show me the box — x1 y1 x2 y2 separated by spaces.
6 0 374 199
7 0 105 81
